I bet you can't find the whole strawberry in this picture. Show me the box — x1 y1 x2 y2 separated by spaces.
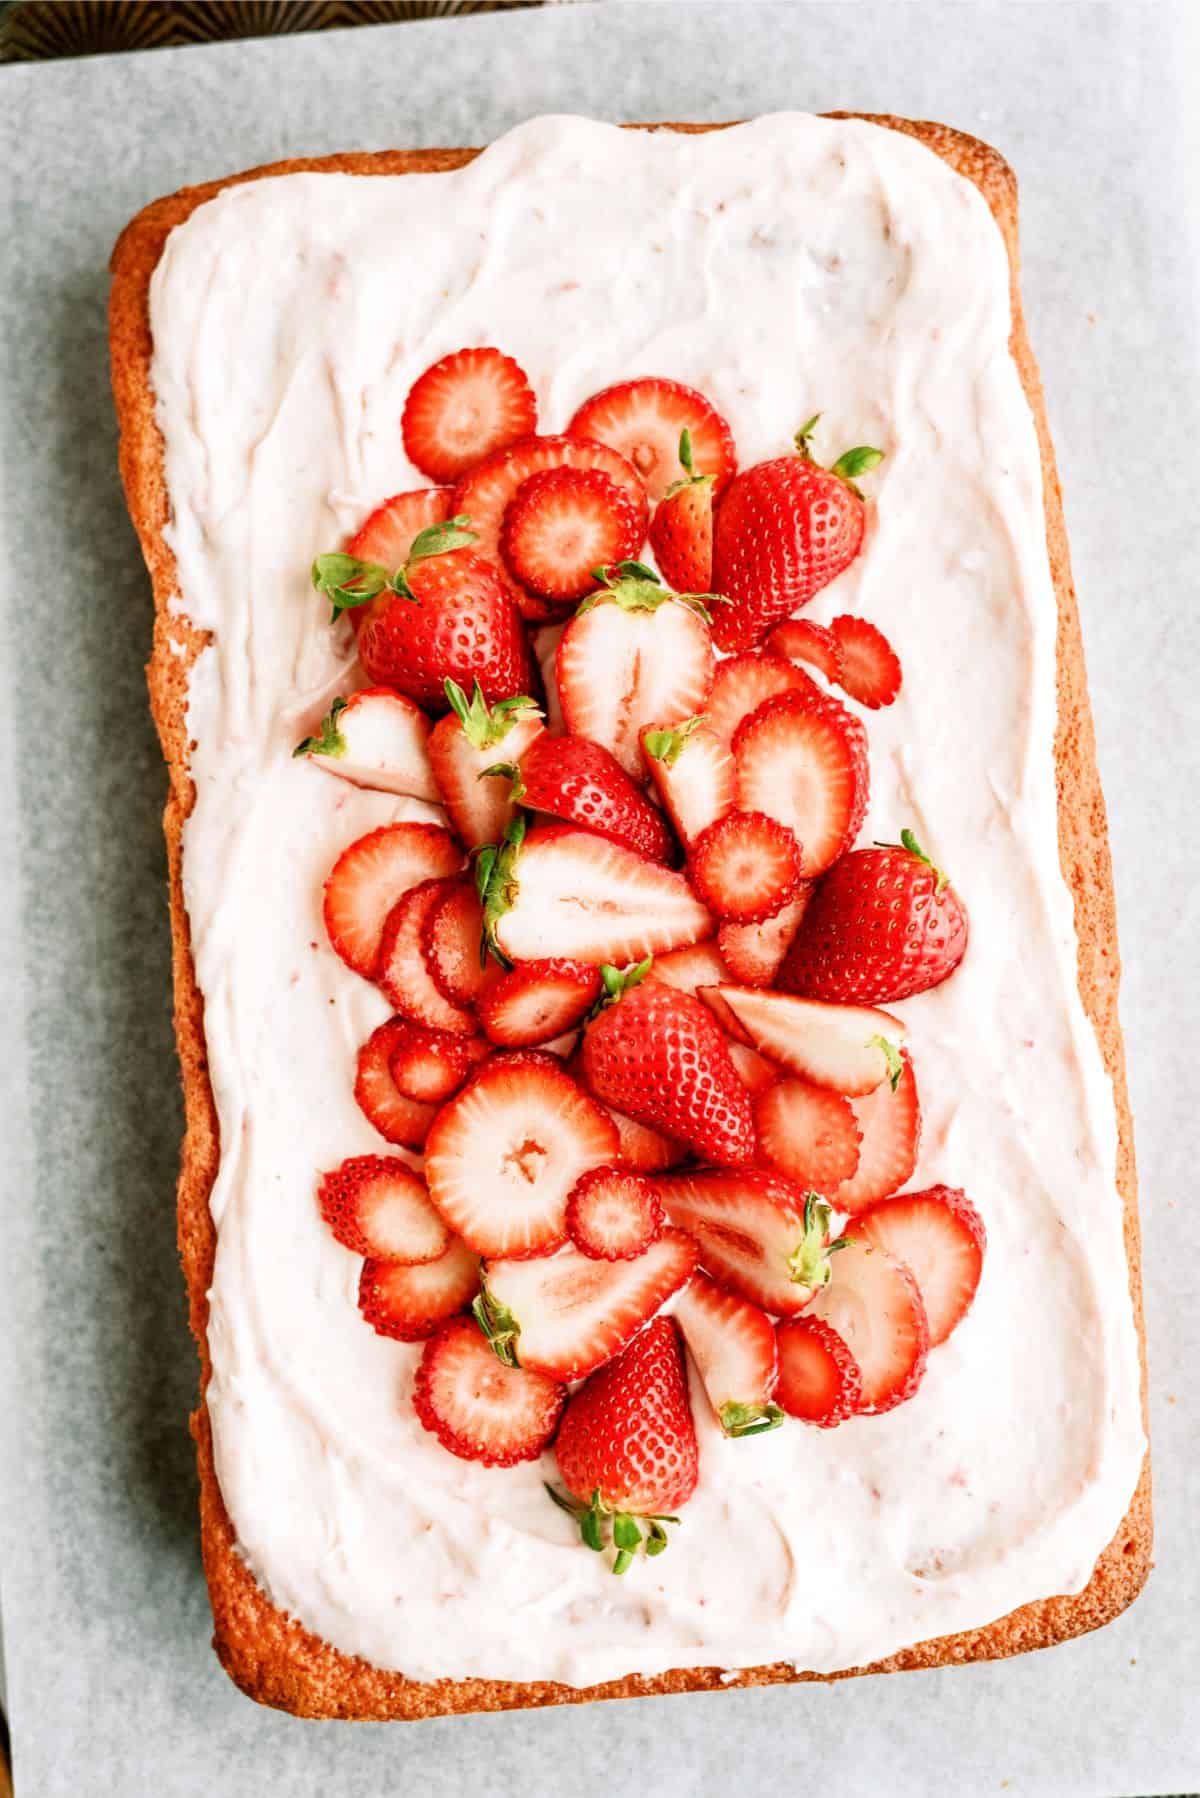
550 1316 698 1572
312 516 535 710
779 830 968 1004
711 416 883 653
581 967 755 1165
649 428 716 592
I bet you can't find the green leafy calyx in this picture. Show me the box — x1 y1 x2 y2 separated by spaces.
545 1485 681 1575
642 715 706 768
580 560 719 623
788 1193 844 1291
792 414 884 498
476 814 526 969
591 957 653 1017
445 677 540 750
293 696 348 760
662 427 716 502
311 514 478 618
868 1033 905 1092
472 1280 520 1367
719 1401 786 1439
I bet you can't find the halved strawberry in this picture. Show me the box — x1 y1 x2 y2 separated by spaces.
648 428 716 588
476 958 603 1047
377 879 479 1036
689 809 803 924
324 822 463 980
476 1229 697 1381
831 1050 921 1213
717 887 812 988
674 1271 783 1437
294 688 439 801
500 465 643 604
852 1186 985 1346
765 618 843 685
829 614 902 709
565 1165 665 1261
354 1018 438 1149
774 1316 863 1427
641 717 735 849
358 1236 480 1342
318 1154 449 1263
503 731 674 864
654 1173 842 1316
412 1315 565 1467
808 1237 929 1413
345 487 454 634
402 346 537 483
568 378 737 502
732 688 869 877
703 652 818 746
726 1040 779 1097
645 938 730 996
424 1051 618 1258
420 877 496 1008
698 985 906 1096
753 1080 862 1191
427 680 544 852
386 1015 489 1104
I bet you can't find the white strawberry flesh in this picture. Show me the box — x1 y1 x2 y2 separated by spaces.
304 688 439 801
699 985 905 1096
851 1187 985 1346
673 1271 781 1436
807 1237 929 1413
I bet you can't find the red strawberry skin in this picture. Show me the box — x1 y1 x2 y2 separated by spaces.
412 1315 565 1467
500 465 643 604
555 1317 699 1514
357 548 535 710
517 733 674 865
650 478 713 591
401 347 537 484
582 979 755 1166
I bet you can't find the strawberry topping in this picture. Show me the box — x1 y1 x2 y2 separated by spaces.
568 378 737 501
412 1315 565 1467
402 346 537 483
500 465 644 604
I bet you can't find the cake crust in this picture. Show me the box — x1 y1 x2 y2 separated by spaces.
108 117 1152 1721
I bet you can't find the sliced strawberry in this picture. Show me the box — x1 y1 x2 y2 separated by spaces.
674 1271 783 1437
717 887 812 988
377 879 479 1036
732 688 869 877
765 618 843 685
829 614 902 709
698 986 906 1096
774 1316 863 1427
500 466 643 604
641 717 735 849
851 1186 985 1346
324 822 463 980
645 937 730 996
565 1165 665 1261
832 1050 922 1214
726 1040 779 1097
420 877 498 1008
477 1229 697 1381
345 487 454 634
532 622 566 735
568 378 737 502
318 1154 449 1263
426 679 543 852
423 1051 618 1258
508 731 675 864
402 346 537 483
358 1235 480 1342
689 809 803 924
386 1016 489 1104
654 1173 843 1315
354 1018 438 1149
412 1315 565 1467
294 687 439 801
807 1236 929 1414
476 958 603 1047
704 652 818 746
753 1080 862 1191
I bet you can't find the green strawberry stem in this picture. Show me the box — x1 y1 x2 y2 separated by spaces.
476 814 526 969
590 957 653 1018
472 1280 520 1367
311 515 478 618
580 560 720 623
544 1484 681 1575
869 1033 905 1092
787 1193 840 1291
719 1401 786 1439
445 677 540 749
792 415 884 498
293 696 348 759
479 760 525 803
642 715 707 767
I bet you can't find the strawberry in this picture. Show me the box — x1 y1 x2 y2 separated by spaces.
780 832 969 1004
568 378 737 502
377 878 479 1036
703 651 818 746
294 687 439 800
532 622 566 735
495 731 674 865
688 809 803 924
424 1051 618 1258
386 1015 489 1104
641 717 734 849
806 1236 929 1414
753 1079 862 1191
480 820 712 967
673 1272 783 1438
565 1165 665 1261
556 564 715 780
401 346 537 483
828 615 902 709
318 1154 449 1263
831 1050 921 1214
582 972 755 1166
726 1040 779 1097
476 958 603 1047
477 1233 697 1383
717 887 812 988
697 985 906 1097
606 1108 685 1173
732 687 869 877
427 678 543 852
711 417 884 652
323 821 463 980
345 487 454 635
500 466 644 604
420 876 498 1007
764 617 843 685
412 1315 565 1467
774 1316 863 1427
358 1236 480 1342
851 1186 986 1346
648 427 716 589
354 1018 438 1150
454 434 649 621
549 1316 698 1571
654 1174 843 1316
644 938 730 996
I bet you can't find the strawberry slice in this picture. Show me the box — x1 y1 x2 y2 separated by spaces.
294 687 439 801
377 878 479 1036
704 652 818 746
718 887 812 988
412 1315 565 1467
354 1018 438 1150
318 1154 449 1263
645 938 730 996
753 1079 862 1190
698 985 906 1096
732 688 869 877
424 1051 618 1258
568 378 737 502
688 809 803 924
502 731 674 865
674 1271 783 1437
654 1173 843 1316
831 1050 922 1213
807 1236 929 1414
765 618 843 685
565 1165 665 1261
324 822 463 980
500 466 644 604
402 346 537 483
476 1229 697 1381
386 1015 489 1104
345 488 454 634
641 717 735 849
420 877 499 1008
427 680 543 853
358 1236 480 1342
829 614 902 709
852 1186 986 1346
726 1040 779 1097
774 1316 863 1427
476 958 603 1048
532 621 566 735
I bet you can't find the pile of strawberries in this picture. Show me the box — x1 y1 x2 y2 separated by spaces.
299 348 983 1574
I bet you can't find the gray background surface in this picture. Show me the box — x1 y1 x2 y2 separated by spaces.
1 2 1198 1794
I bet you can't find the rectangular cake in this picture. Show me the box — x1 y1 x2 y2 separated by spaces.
109 113 1150 1719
